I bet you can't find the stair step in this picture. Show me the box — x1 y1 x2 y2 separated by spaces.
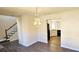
10 32 15 34
0 38 6 41
12 31 17 33
0 40 10 43
4 37 9 39
8 34 12 35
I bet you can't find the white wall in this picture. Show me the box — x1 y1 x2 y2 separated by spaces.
0 15 16 37
60 11 79 51
16 17 23 42
17 15 38 47
17 15 48 47
37 18 48 43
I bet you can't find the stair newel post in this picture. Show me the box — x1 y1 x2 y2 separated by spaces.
5 29 8 40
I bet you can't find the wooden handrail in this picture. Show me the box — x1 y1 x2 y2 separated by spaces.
6 23 17 31
5 22 17 40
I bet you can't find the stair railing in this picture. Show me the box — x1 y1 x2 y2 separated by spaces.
5 23 17 40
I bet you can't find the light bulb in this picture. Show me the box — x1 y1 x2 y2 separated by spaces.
38 22 41 25
34 21 37 25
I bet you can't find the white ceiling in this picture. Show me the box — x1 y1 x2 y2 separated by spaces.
0 7 79 16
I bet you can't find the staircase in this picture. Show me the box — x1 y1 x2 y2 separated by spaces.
0 23 17 43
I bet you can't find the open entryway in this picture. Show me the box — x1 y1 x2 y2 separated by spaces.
47 20 61 48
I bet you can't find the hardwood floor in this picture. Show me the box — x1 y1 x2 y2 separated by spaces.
49 36 60 48
0 39 77 52
48 36 77 52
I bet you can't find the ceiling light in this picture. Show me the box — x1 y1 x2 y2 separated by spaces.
33 7 41 25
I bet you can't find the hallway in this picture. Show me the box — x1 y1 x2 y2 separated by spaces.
49 36 60 48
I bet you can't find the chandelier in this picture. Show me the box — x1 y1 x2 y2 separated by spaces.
34 7 41 25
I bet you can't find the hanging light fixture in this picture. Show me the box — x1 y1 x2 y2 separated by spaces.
34 7 41 25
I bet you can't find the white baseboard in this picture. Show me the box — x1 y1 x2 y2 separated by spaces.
38 41 48 44
19 40 37 47
61 44 79 51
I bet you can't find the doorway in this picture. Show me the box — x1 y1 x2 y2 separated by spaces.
47 20 61 47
